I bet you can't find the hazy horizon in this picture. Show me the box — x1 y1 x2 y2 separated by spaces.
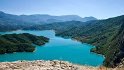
0 0 124 19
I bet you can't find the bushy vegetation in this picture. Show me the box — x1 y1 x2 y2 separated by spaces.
103 22 124 67
0 33 49 54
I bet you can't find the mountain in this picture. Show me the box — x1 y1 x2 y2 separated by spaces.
0 11 97 24
19 15 97 23
18 13 97 23
27 15 124 68
57 15 124 68
103 21 124 67
1 10 124 68
0 11 33 31
0 11 97 31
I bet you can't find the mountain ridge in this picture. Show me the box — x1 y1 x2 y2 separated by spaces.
26 15 124 68
1 11 124 68
0 11 97 24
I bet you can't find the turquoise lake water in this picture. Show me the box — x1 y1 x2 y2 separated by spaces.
0 30 104 66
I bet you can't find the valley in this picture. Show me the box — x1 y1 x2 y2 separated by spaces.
0 11 124 68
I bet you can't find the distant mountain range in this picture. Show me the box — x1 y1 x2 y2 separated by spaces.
0 11 97 24
19 14 97 23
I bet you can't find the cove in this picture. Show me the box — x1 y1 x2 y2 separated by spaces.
0 30 104 66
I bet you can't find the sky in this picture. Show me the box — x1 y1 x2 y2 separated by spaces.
0 0 123 19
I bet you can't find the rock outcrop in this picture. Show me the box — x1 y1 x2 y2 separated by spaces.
0 60 99 70
0 60 124 70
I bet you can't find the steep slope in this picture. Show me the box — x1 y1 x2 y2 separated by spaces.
56 15 124 67
29 15 124 67
1 11 124 67
103 22 124 67
53 16 123 50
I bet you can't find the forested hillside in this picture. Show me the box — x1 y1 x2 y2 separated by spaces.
0 11 124 67
103 22 124 67
56 15 124 67
27 15 124 67
0 33 49 54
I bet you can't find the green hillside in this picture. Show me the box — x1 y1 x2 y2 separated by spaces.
0 33 49 54
29 15 124 67
0 11 124 67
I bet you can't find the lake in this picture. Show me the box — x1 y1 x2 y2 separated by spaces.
0 30 104 66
